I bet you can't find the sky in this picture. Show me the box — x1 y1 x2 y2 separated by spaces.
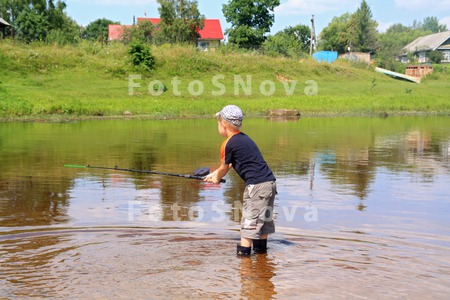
65 0 450 38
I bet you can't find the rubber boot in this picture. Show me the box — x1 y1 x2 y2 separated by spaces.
236 243 252 256
252 239 267 254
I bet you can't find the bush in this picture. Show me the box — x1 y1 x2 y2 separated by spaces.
128 42 156 71
428 50 443 64
432 64 448 73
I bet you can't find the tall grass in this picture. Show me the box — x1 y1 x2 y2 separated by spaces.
1 39 449 119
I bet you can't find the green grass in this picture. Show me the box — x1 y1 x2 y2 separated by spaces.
1 39 449 120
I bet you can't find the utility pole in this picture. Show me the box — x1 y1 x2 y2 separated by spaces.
310 15 316 56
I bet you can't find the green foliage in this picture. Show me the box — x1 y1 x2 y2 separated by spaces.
120 20 156 44
83 18 119 42
263 24 310 57
16 7 49 43
1 42 450 118
350 0 378 53
47 16 80 45
319 13 352 53
223 0 280 49
1 0 80 44
0 0 28 36
157 0 205 44
428 50 443 64
432 64 449 73
421 16 448 33
318 0 448 70
128 42 156 71
320 1 378 53
152 81 168 93
375 24 429 71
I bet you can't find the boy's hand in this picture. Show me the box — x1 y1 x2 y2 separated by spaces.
203 163 231 184
203 170 220 184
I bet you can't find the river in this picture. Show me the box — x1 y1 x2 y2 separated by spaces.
1 116 449 299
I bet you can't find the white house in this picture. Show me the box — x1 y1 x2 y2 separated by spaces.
402 31 450 63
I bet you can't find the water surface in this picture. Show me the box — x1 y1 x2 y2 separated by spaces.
1 117 450 298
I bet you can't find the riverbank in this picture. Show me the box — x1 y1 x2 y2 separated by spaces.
1 40 449 120
1 110 449 123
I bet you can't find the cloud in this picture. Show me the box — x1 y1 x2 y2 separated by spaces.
72 0 155 5
275 0 354 16
395 0 450 10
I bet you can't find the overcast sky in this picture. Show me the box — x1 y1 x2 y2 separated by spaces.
66 0 450 35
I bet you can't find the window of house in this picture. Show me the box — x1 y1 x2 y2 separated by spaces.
443 50 450 62
198 41 210 50
418 52 426 63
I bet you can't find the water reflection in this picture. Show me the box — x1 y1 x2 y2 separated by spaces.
160 178 205 221
0 176 71 227
318 147 375 202
1 117 450 298
240 254 276 299
0 117 449 228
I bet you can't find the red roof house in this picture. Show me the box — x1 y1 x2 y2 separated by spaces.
108 24 131 41
109 18 224 49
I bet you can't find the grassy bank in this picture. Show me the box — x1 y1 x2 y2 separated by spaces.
1 40 449 120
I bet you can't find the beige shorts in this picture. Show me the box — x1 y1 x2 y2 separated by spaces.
240 181 277 239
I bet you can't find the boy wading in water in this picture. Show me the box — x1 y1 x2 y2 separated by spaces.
204 105 277 256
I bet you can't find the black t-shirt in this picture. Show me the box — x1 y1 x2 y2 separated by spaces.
223 132 276 185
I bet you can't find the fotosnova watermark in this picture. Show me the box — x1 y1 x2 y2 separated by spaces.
128 74 319 97
128 201 318 223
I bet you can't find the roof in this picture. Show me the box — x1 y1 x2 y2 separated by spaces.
404 31 450 52
0 17 11 27
136 18 223 40
137 18 161 26
108 24 131 41
198 19 224 40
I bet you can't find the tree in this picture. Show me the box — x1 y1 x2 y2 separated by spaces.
319 13 352 53
83 18 119 41
0 0 80 43
263 24 310 57
282 24 311 51
157 0 205 44
422 16 448 33
46 1 80 45
0 0 31 36
46 15 80 45
222 0 280 49
16 6 49 43
375 24 427 71
319 1 378 54
350 0 378 52
120 20 156 44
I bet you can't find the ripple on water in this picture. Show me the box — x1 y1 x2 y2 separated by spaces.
1 226 450 299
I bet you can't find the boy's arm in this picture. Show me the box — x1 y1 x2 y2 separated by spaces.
204 163 231 184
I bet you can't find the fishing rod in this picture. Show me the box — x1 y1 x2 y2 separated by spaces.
64 164 226 183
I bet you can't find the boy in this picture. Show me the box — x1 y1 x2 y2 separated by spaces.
204 105 277 256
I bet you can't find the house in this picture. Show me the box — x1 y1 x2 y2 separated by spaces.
108 24 132 41
195 19 224 49
401 31 450 63
108 18 224 50
0 17 11 39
